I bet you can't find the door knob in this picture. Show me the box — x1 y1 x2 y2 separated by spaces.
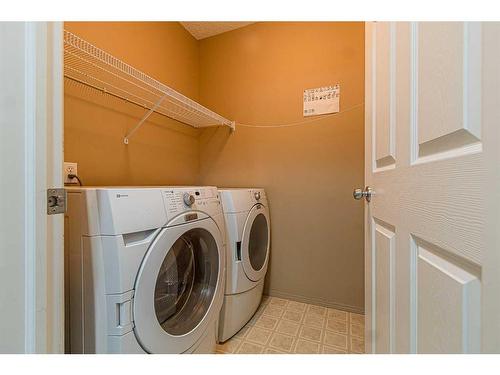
353 186 373 202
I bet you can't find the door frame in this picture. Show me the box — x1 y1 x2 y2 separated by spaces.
481 22 500 353
0 21 64 353
26 21 65 354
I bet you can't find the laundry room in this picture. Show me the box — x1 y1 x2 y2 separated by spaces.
63 21 365 354
3 0 500 365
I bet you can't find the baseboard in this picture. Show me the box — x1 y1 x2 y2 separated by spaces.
266 289 365 315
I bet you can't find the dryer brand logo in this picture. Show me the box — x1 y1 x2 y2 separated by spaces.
116 194 129 198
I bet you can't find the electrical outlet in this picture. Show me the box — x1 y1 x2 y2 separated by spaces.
64 162 78 184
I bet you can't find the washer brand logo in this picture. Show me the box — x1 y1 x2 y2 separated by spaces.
185 213 198 222
116 194 129 198
256 204 262 209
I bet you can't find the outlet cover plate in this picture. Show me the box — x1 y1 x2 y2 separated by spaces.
64 162 78 184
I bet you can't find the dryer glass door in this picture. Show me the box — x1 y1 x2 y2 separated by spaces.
248 212 269 271
153 228 219 336
241 204 270 282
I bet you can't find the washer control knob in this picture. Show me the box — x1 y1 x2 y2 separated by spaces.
254 191 261 201
183 193 195 206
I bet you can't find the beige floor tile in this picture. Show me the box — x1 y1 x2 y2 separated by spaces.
294 339 320 354
350 337 365 353
323 331 348 350
286 300 307 312
264 348 287 354
237 341 265 354
303 313 325 328
268 332 296 352
321 345 347 354
350 312 364 326
299 325 323 343
328 308 348 322
282 310 305 323
218 296 365 356
326 318 348 334
254 315 279 330
216 338 242 353
276 320 300 336
245 327 273 345
269 297 289 308
307 304 327 317
350 323 364 339
263 304 285 318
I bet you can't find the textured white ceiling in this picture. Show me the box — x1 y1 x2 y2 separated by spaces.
180 22 254 40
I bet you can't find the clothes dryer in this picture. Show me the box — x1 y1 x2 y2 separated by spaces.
217 188 270 342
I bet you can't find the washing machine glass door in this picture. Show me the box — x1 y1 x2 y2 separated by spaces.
241 203 270 282
133 217 223 353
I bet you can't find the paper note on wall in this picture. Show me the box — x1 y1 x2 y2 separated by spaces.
303 84 340 117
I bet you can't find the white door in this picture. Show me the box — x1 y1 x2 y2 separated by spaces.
0 22 64 353
363 22 500 353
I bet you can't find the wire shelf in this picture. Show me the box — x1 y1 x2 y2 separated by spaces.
63 30 235 143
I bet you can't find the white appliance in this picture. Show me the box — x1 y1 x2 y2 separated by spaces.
217 188 271 342
65 186 226 353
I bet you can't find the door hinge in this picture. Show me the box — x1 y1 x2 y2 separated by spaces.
47 188 66 215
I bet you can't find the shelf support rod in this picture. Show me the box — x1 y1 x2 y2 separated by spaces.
124 93 169 144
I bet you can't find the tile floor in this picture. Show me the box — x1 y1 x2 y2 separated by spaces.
216 295 365 354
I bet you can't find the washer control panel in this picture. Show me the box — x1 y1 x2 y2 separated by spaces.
162 187 220 220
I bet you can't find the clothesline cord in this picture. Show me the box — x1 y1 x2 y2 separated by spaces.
236 102 364 128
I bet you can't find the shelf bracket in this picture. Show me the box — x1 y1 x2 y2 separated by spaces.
124 94 169 144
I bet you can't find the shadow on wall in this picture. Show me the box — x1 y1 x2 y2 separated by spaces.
197 126 234 176
64 81 200 186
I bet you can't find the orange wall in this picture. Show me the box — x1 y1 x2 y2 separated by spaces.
63 22 365 312
64 22 201 186
198 22 365 312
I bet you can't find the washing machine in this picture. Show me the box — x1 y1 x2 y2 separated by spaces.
217 188 270 342
65 186 226 353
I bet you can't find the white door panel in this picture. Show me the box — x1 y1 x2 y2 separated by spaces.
373 220 395 353
374 22 396 170
364 21 499 354
416 245 480 353
416 23 481 150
